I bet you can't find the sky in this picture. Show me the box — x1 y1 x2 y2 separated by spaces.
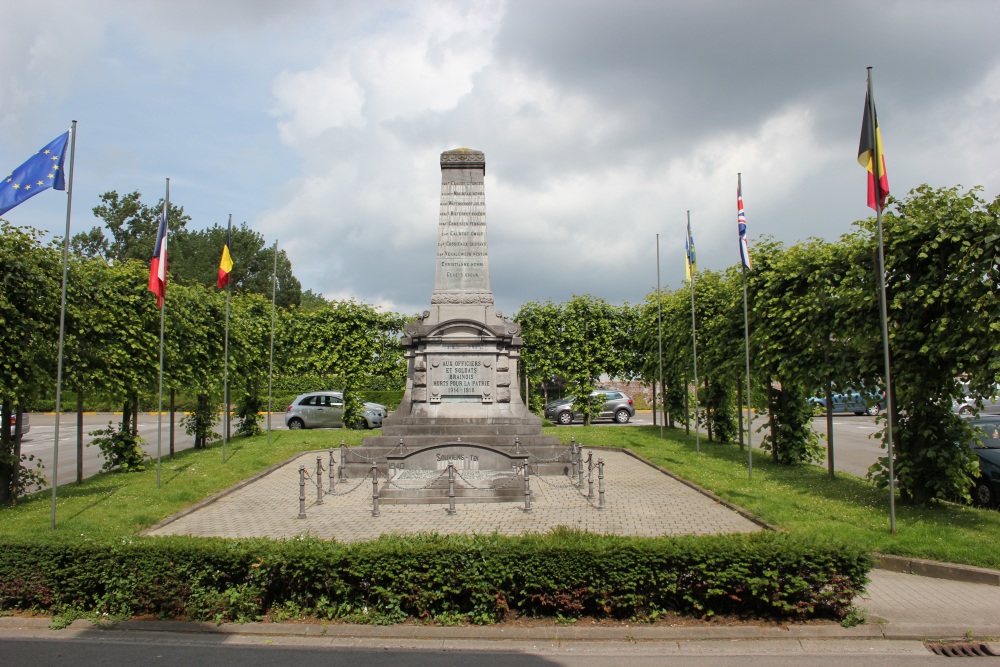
2 0 999 318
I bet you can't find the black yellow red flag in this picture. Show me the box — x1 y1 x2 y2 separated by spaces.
217 227 233 289
858 89 889 211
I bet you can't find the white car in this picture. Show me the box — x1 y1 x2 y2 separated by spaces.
954 383 1000 416
285 391 387 430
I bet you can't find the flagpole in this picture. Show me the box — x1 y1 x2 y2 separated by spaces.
739 173 753 479
223 214 232 463
267 239 278 445
687 211 700 454
656 233 664 439
50 121 77 530
156 178 169 489
868 67 896 534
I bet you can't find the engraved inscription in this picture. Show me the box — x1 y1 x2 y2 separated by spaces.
431 357 493 396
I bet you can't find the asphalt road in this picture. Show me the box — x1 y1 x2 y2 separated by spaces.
17 410 884 491
17 412 287 490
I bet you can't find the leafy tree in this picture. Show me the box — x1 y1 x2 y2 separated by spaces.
0 223 59 502
849 185 1000 503
73 190 190 263
170 223 302 307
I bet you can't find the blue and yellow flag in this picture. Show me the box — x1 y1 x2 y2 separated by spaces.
685 220 697 281
0 132 69 217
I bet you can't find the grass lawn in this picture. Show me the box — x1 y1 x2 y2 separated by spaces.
2 423 999 570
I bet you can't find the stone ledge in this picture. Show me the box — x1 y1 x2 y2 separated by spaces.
875 554 1000 586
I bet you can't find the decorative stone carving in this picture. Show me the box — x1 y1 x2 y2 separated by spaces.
413 371 426 387
496 356 509 372
496 372 510 388
413 387 427 402
430 292 494 305
497 387 511 403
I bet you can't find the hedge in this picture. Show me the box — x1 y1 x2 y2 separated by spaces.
0 530 872 625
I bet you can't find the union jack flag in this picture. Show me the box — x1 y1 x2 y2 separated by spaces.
738 180 752 270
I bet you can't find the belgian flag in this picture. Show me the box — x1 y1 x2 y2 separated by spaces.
217 226 233 289
858 88 889 212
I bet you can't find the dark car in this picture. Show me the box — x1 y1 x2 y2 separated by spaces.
970 416 1000 507
543 390 635 425
809 390 885 416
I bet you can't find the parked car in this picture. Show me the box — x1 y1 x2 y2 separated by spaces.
953 383 1000 416
1 407 29 435
809 390 884 416
543 390 635 425
285 392 387 430
969 415 1000 507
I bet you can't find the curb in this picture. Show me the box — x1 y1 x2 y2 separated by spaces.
2 616 1000 644
875 553 1000 586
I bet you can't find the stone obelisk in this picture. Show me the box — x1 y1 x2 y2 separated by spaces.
365 148 557 448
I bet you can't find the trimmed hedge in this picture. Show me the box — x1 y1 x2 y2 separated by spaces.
0 530 872 625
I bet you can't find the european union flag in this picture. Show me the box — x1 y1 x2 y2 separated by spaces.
0 131 70 217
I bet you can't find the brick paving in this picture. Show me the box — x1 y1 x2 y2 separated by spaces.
147 448 762 541
144 446 1000 634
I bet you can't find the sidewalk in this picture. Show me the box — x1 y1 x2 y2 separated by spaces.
14 446 997 647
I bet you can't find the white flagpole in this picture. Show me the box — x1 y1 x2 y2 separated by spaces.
156 178 169 489
656 233 664 439
739 173 753 480
267 239 278 445
687 211 700 455
868 67 896 534
50 120 77 530
223 214 232 463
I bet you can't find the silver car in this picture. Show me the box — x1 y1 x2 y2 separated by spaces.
543 390 636 425
285 392 386 430
2 407 29 435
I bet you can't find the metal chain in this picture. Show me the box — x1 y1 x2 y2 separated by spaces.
532 473 577 489
525 445 575 463
325 475 371 496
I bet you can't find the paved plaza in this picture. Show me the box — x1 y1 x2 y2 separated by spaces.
147 448 763 541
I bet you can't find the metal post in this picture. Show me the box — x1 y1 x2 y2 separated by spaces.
587 451 595 499
571 441 578 481
446 462 457 515
371 464 380 517
597 458 606 510
298 465 306 519
340 440 347 480
577 446 585 486
398 438 405 455
522 463 532 512
315 456 323 504
328 449 336 493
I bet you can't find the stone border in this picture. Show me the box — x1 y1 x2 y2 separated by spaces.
875 553 1000 586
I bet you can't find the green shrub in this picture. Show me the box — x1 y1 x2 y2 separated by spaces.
0 531 871 624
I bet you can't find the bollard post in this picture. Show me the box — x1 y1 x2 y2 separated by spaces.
328 449 336 493
587 451 595 499
316 456 324 504
571 441 578 481
446 462 457 515
597 457 606 510
398 438 406 455
298 464 306 518
371 464 380 517
339 440 347 480
513 437 521 455
522 463 532 512
578 445 585 486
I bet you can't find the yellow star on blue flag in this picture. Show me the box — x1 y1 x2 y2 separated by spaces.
0 131 69 216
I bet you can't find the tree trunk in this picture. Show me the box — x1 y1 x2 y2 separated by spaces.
169 388 176 457
77 392 84 484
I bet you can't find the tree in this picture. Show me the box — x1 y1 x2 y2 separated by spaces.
0 223 60 502
74 190 190 263
849 185 1000 503
170 223 302 307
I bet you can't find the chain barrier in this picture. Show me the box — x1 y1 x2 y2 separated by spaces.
326 474 371 497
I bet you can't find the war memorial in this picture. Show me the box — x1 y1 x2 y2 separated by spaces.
342 148 572 504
